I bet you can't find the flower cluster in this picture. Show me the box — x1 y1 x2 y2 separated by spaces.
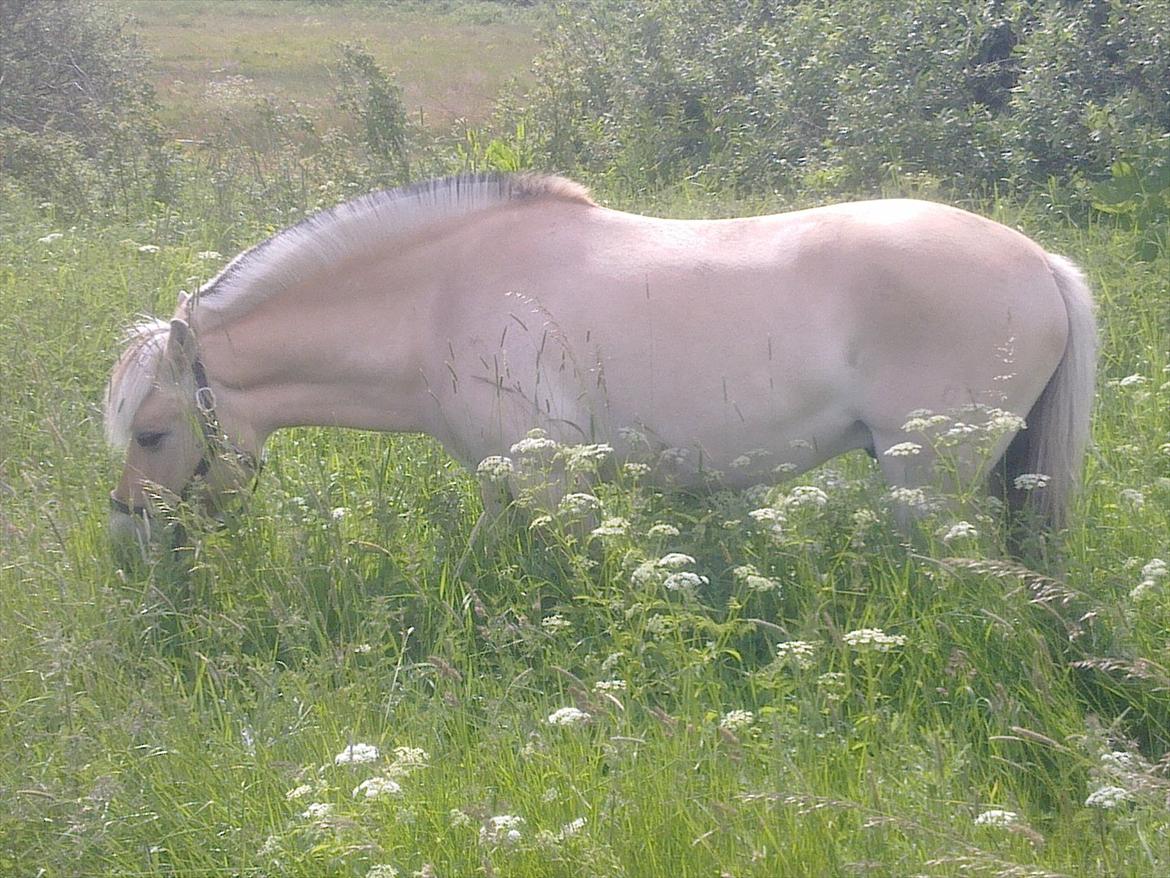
843 628 907 652
776 640 819 670
480 814 525 845
1084 785 1131 809
334 742 380 765
974 809 1019 827
547 706 591 727
476 455 515 483
718 709 755 731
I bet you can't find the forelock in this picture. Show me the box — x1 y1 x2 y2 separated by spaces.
104 319 171 448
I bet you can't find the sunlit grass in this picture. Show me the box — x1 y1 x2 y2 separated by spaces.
2 181 1169 876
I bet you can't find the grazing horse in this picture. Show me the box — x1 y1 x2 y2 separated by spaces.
105 173 1095 548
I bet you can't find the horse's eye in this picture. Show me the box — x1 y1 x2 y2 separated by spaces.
135 430 169 450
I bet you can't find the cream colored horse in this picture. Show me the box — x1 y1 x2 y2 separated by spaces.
105 174 1095 547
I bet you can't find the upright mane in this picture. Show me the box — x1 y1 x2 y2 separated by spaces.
194 173 593 328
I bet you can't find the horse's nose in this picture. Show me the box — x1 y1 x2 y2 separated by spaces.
109 493 153 546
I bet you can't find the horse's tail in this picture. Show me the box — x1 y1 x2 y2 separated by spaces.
1002 253 1097 532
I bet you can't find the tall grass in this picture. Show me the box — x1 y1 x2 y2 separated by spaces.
2 174 1169 876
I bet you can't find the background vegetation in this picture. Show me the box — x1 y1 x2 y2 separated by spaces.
2 1 1169 875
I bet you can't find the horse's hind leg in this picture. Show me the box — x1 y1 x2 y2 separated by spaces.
870 426 1014 530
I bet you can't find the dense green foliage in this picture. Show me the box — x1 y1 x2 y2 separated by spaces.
2 1 1170 875
520 0 1170 198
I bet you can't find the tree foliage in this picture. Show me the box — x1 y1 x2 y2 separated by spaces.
519 0 1170 196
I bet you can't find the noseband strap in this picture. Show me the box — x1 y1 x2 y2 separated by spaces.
110 355 260 519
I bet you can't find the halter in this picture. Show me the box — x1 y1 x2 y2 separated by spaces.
109 356 260 519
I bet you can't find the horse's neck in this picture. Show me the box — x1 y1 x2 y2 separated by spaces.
196 254 434 441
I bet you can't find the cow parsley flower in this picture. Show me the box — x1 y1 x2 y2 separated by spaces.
1120 488 1146 508
657 552 696 569
663 571 707 592
647 522 680 537
887 486 929 509
547 706 591 727
558 492 601 516
1013 473 1050 491
592 679 627 693
365 866 399 878
776 640 819 669
718 709 755 731
883 442 923 457
480 814 525 845
302 801 333 820
510 429 559 456
541 614 572 634
1118 374 1147 388
939 520 979 543
196 250 223 260
38 232 64 244
785 486 829 509
733 564 781 593
591 516 630 536
353 777 403 799
335 743 380 765
476 455 515 483
1084 785 1131 809
843 628 906 652
974 809 1019 827
389 746 429 770
286 784 313 800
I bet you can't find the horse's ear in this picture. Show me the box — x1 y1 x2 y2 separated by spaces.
165 318 197 368
176 290 192 311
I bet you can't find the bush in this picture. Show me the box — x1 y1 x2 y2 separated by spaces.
0 0 173 214
516 0 1170 198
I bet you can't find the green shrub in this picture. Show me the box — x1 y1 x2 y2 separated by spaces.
0 0 173 214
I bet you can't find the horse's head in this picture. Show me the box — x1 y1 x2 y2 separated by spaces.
104 298 260 551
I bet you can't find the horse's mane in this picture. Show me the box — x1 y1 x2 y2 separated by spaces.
195 173 593 328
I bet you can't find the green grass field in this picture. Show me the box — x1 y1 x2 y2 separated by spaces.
3 4 1170 876
126 0 539 133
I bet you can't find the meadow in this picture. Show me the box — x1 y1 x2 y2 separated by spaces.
2 2 1170 876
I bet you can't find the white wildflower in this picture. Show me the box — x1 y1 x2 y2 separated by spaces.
560 442 613 471
718 709 755 731
974 809 1019 827
631 559 662 587
883 442 923 457
732 564 781 593
510 429 559 456
449 808 474 828
592 679 627 693
1120 488 1146 508
353 643 373 654
657 552 696 569
354 777 403 799
623 462 651 477
547 706 591 727
286 784 313 800
659 446 690 467
647 522 680 537
1084 785 1131 809
591 516 630 537
843 628 907 652
541 614 572 634
331 506 348 521
558 816 587 839
38 232 64 244
302 801 333 820
137 244 161 254
730 454 753 469
334 742 380 765
784 486 829 509
887 486 929 509
939 521 979 544
480 814 525 845
366 866 399 878
1013 473 1050 491
852 508 880 527
776 640 819 669
748 507 786 525
558 492 601 516
476 455 515 483
663 571 707 592
1141 558 1167 581
196 250 223 260
1118 374 1147 388
773 461 798 474
817 671 847 700
985 410 1027 434
390 746 429 769
1101 751 1145 774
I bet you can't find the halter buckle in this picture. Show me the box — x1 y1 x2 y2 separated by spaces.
195 385 217 413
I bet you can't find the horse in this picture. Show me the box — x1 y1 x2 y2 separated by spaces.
104 173 1096 551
